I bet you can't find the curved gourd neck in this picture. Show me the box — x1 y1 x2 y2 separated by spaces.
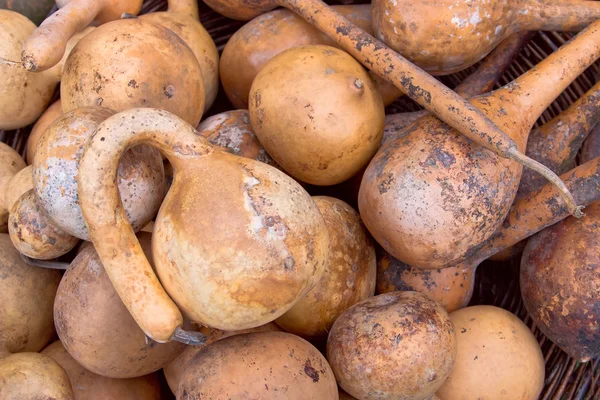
167 0 200 20
518 1 600 32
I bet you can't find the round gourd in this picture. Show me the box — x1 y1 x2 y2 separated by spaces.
26 99 62 164
249 45 384 185
4 165 32 215
0 142 26 232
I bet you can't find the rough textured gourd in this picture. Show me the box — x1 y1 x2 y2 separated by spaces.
42 341 162 400
581 121 600 162
250 45 385 185
220 5 400 109
140 0 219 111
178 332 339 399
9 190 80 259
275 196 376 339
436 306 544 400
358 22 600 270
54 233 185 378
521 201 600 362
78 108 329 343
373 0 600 75
0 11 91 130
0 142 26 232
0 0 55 25
0 352 74 399
0 233 61 358
163 322 282 394
327 291 456 400
33 107 165 241
26 99 62 164
21 0 142 71
61 18 205 127
197 109 277 166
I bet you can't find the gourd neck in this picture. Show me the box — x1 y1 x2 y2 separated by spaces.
518 1 600 32
493 21 600 126
168 0 200 20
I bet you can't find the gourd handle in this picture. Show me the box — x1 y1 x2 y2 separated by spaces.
78 108 214 343
167 0 200 20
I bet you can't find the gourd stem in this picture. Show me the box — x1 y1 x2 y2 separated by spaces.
522 1 600 32
0 57 25 68
19 253 69 270
507 147 583 218
172 327 207 345
167 0 200 20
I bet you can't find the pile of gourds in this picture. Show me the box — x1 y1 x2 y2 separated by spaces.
0 0 599 399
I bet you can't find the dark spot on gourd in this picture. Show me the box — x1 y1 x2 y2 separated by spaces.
284 256 295 271
164 85 175 98
304 360 319 382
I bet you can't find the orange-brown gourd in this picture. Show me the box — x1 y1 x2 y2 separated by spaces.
178 332 339 399
0 352 74 399
0 233 61 359
54 233 185 378
220 5 401 109
327 291 456 400
140 0 219 111
77 108 329 344
197 109 277 166
359 22 600 270
60 18 205 126
250 45 385 185
275 196 376 339
4 165 32 213
43 341 162 400
26 99 62 164
9 190 79 259
21 0 142 71
521 201 600 362
163 322 282 394
0 142 26 232
436 306 544 400
33 107 165 241
373 0 600 75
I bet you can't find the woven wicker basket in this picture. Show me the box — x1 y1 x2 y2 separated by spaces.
1 1 598 399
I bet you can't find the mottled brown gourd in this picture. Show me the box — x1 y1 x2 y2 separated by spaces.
203 0 581 207
249 45 385 185
327 291 456 400
383 32 534 145
163 322 282 394
54 233 185 379
21 0 142 71
26 99 62 165
0 353 74 399
581 122 600 162
77 108 328 343
275 196 376 339
197 110 277 167
220 5 400 109
33 107 166 241
373 0 600 75
0 143 26 232
521 201 600 362
140 0 219 111
0 233 61 358
436 306 544 400
60 18 205 127
359 22 600 270
43 340 162 400
179 332 339 399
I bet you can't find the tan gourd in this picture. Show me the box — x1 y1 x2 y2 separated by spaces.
197 109 277 166
0 11 91 130
201 0 582 206
373 0 600 75
140 0 219 111
60 18 205 127
359 22 600 270
4 165 32 214
275 196 376 339
220 5 401 109
9 190 79 259
33 107 166 241
0 352 74 399
78 108 329 343
521 201 600 362
163 322 282 394
249 45 385 185
43 340 162 400
327 291 456 400
26 99 62 164
54 233 185 379
178 332 339 399
0 142 26 232
436 306 544 400
21 0 142 71
0 233 61 359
